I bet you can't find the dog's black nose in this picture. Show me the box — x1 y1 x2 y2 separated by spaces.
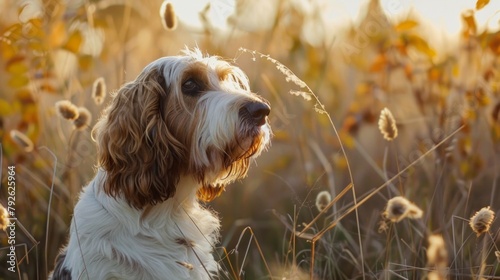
242 102 270 126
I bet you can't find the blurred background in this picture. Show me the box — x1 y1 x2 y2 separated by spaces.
1 0 500 279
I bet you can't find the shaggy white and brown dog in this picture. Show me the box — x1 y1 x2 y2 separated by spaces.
50 49 271 280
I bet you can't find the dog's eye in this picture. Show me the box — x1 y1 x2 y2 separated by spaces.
182 78 202 96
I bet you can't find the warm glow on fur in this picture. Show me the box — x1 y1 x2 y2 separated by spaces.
50 48 271 280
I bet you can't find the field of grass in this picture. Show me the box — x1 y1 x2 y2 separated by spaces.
1 0 500 279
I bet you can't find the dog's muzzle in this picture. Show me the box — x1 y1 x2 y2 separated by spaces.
240 101 271 126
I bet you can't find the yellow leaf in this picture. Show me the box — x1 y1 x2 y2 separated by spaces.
395 19 418 32
49 20 67 48
460 155 483 179
25 18 44 38
464 108 477 121
461 10 477 37
452 64 459 77
0 99 13 116
1 43 17 60
6 55 25 66
6 59 28 75
333 154 348 170
339 131 355 149
78 54 94 71
39 83 57 94
8 75 29 88
23 104 39 123
28 39 45 53
16 90 34 103
428 68 441 81
356 83 371 96
370 54 387 72
488 32 500 54
475 88 490 107
476 0 490 10
342 115 359 134
407 34 436 58
63 30 82 53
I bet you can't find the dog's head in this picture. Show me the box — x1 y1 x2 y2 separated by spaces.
92 49 271 209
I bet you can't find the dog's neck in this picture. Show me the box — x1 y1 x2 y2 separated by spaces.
91 169 213 233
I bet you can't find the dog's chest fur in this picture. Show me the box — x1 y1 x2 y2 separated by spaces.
58 171 221 280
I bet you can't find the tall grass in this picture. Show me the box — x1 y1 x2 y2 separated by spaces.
0 0 499 279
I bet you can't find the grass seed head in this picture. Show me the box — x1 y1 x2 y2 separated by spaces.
426 234 448 267
56 100 79 120
92 77 106 105
73 107 92 130
10 129 34 152
160 1 177 31
378 107 398 141
469 206 495 236
427 271 447 280
0 204 9 231
407 203 424 219
426 234 448 280
495 251 500 263
315 191 332 212
384 196 423 222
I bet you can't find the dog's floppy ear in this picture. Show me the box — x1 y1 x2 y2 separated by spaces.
93 66 186 209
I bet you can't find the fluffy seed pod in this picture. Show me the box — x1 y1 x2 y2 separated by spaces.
160 1 177 31
425 234 448 279
10 129 34 152
384 196 423 222
315 191 332 212
92 77 106 105
73 107 92 130
427 234 448 267
0 204 9 231
469 206 495 236
378 107 398 141
55 100 79 120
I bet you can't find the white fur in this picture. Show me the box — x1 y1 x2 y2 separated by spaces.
60 171 220 279
50 50 271 280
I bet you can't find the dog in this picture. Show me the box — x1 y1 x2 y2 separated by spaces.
50 49 271 279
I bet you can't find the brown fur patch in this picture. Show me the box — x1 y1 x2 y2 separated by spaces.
181 63 210 91
93 66 187 209
197 184 226 202
50 250 72 280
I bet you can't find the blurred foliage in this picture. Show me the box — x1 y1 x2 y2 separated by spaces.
0 0 499 279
